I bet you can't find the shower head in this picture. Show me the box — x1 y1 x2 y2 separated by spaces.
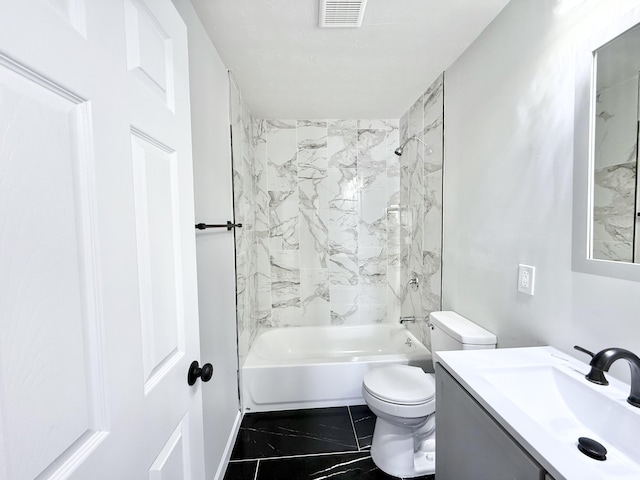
394 137 411 156
393 135 433 157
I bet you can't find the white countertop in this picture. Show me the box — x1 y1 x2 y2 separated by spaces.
437 346 640 480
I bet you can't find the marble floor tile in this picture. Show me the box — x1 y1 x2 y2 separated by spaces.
257 452 394 480
349 405 375 450
230 407 358 460
224 461 258 480
257 452 435 480
225 406 435 480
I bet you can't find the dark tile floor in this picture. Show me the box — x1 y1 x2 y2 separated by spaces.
223 406 435 480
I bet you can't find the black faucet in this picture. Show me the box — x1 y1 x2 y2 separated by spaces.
574 345 640 408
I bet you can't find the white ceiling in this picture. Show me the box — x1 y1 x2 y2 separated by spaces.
191 0 511 119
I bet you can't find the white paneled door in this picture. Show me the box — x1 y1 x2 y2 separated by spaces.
0 1 206 479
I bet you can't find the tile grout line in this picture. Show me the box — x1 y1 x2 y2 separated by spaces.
347 405 362 451
253 459 259 480
230 449 365 463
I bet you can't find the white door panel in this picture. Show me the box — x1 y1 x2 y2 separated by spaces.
149 415 192 480
131 130 184 390
0 1 205 478
0 51 108 480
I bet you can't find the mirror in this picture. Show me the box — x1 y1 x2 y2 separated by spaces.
573 5 640 281
592 24 640 263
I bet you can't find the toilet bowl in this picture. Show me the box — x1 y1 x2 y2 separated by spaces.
362 365 436 477
362 311 497 478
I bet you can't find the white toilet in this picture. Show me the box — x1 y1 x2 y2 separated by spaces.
362 311 496 478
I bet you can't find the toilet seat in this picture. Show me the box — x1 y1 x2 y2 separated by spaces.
363 365 435 405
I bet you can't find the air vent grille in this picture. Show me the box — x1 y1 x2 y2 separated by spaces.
319 0 368 28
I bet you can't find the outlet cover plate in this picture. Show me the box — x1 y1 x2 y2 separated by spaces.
518 264 535 295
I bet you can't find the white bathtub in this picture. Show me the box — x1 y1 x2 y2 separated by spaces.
241 324 433 412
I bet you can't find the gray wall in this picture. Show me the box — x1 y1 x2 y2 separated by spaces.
173 1 240 478
443 0 640 380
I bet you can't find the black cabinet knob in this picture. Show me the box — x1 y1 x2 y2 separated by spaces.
187 361 213 386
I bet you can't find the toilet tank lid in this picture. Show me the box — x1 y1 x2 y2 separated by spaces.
429 311 496 345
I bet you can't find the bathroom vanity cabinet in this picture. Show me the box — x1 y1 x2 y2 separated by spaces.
436 364 556 480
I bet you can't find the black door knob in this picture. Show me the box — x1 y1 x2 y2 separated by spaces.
187 361 213 386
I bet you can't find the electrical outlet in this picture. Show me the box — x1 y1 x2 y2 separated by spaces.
518 264 535 295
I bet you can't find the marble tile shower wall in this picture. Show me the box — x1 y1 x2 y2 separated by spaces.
399 74 444 349
230 76 444 366
252 119 403 329
230 78 258 367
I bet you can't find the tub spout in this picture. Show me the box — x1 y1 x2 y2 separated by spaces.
400 316 416 324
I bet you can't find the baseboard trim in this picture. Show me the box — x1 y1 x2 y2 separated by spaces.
213 409 243 480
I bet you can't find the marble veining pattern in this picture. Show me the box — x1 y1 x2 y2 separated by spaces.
269 190 300 251
230 76 259 369
331 302 359 325
254 119 402 327
225 406 434 480
592 74 638 262
267 121 298 192
232 108 443 352
328 120 358 168
329 209 358 255
359 247 387 285
301 268 330 324
230 407 358 460
399 73 444 348
300 208 329 268
593 161 636 262
329 252 359 287
254 119 273 329
270 250 301 325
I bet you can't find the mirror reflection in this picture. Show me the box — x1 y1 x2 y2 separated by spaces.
592 24 640 263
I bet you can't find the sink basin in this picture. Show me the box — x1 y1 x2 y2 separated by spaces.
480 364 640 463
437 346 640 479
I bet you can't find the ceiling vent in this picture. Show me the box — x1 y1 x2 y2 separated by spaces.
319 0 368 28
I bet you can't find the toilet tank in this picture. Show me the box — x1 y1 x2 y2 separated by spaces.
429 311 496 363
